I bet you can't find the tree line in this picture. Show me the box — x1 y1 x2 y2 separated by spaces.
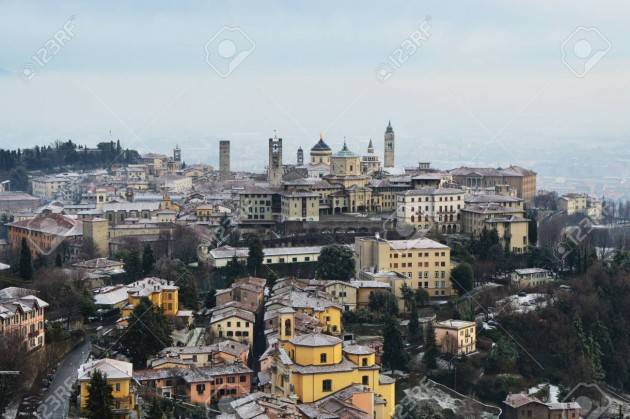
0 140 140 190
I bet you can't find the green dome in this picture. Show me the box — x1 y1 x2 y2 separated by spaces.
334 141 357 158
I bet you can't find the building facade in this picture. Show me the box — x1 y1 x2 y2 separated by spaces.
396 188 465 233
355 236 455 300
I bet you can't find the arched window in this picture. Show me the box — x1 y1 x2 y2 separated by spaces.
284 319 292 337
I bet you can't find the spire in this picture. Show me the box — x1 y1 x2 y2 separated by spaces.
342 137 348 151
367 138 374 153
386 120 393 133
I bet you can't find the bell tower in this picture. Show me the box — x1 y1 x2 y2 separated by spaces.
297 146 304 166
278 307 295 343
384 120 395 168
268 133 283 186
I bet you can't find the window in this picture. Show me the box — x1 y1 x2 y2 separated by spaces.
362 375 369 385
197 384 206 394
362 358 368 366
240 375 247 382
320 353 327 363
322 379 332 392
114 383 120 392
228 376 236 383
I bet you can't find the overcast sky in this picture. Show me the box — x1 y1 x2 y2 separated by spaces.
0 1 629 170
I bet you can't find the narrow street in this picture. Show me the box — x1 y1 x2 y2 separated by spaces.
37 339 92 419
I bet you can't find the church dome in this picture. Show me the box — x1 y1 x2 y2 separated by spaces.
334 141 358 158
311 137 332 152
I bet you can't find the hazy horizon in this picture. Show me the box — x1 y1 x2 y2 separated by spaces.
1 0 629 194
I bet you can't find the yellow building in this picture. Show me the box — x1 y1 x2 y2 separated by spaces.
271 314 396 419
209 306 256 346
324 281 358 311
78 358 136 418
280 192 320 222
266 290 343 335
434 320 476 355
121 277 179 318
324 280 391 312
355 236 455 303
460 202 529 253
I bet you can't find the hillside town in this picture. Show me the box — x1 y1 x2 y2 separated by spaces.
0 124 629 419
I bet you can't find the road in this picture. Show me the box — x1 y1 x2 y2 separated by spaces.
37 339 91 419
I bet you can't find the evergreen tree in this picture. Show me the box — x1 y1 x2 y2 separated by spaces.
55 253 63 267
142 244 156 275
85 370 113 419
382 315 408 371
423 322 439 370
246 237 264 276
401 283 415 313
316 245 355 281
266 270 278 293
451 263 474 295
408 303 421 344
146 397 164 419
123 248 142 282
18 238 32 280
204 288 216 309
120 298 173 367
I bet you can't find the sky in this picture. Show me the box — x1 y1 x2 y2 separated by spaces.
1 0 629 174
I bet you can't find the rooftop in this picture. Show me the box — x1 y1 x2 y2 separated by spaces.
290 333 342 347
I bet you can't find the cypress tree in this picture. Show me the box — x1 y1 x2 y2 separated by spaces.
18 238 32 280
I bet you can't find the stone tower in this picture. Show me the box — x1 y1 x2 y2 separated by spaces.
268 134 283 186
219 140 231 180
173 144 181 162
384 120 395 168
367 138 374 154
297 146 304 166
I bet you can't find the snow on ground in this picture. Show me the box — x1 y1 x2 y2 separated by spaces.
497 293 550 313
405 379 501 418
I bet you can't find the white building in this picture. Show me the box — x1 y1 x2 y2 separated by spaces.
396 187 465 233
511 268 554 289
208 245 326 267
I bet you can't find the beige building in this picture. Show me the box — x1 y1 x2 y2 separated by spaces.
239 188 277 222
323 280 390 312
30 175 70 199
449 166 537 205
434 320 476 355
281 192 319 222
460 203 529 253
558 193 588 215
209 306 255 346
355 236 455 301
396 188 465 234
